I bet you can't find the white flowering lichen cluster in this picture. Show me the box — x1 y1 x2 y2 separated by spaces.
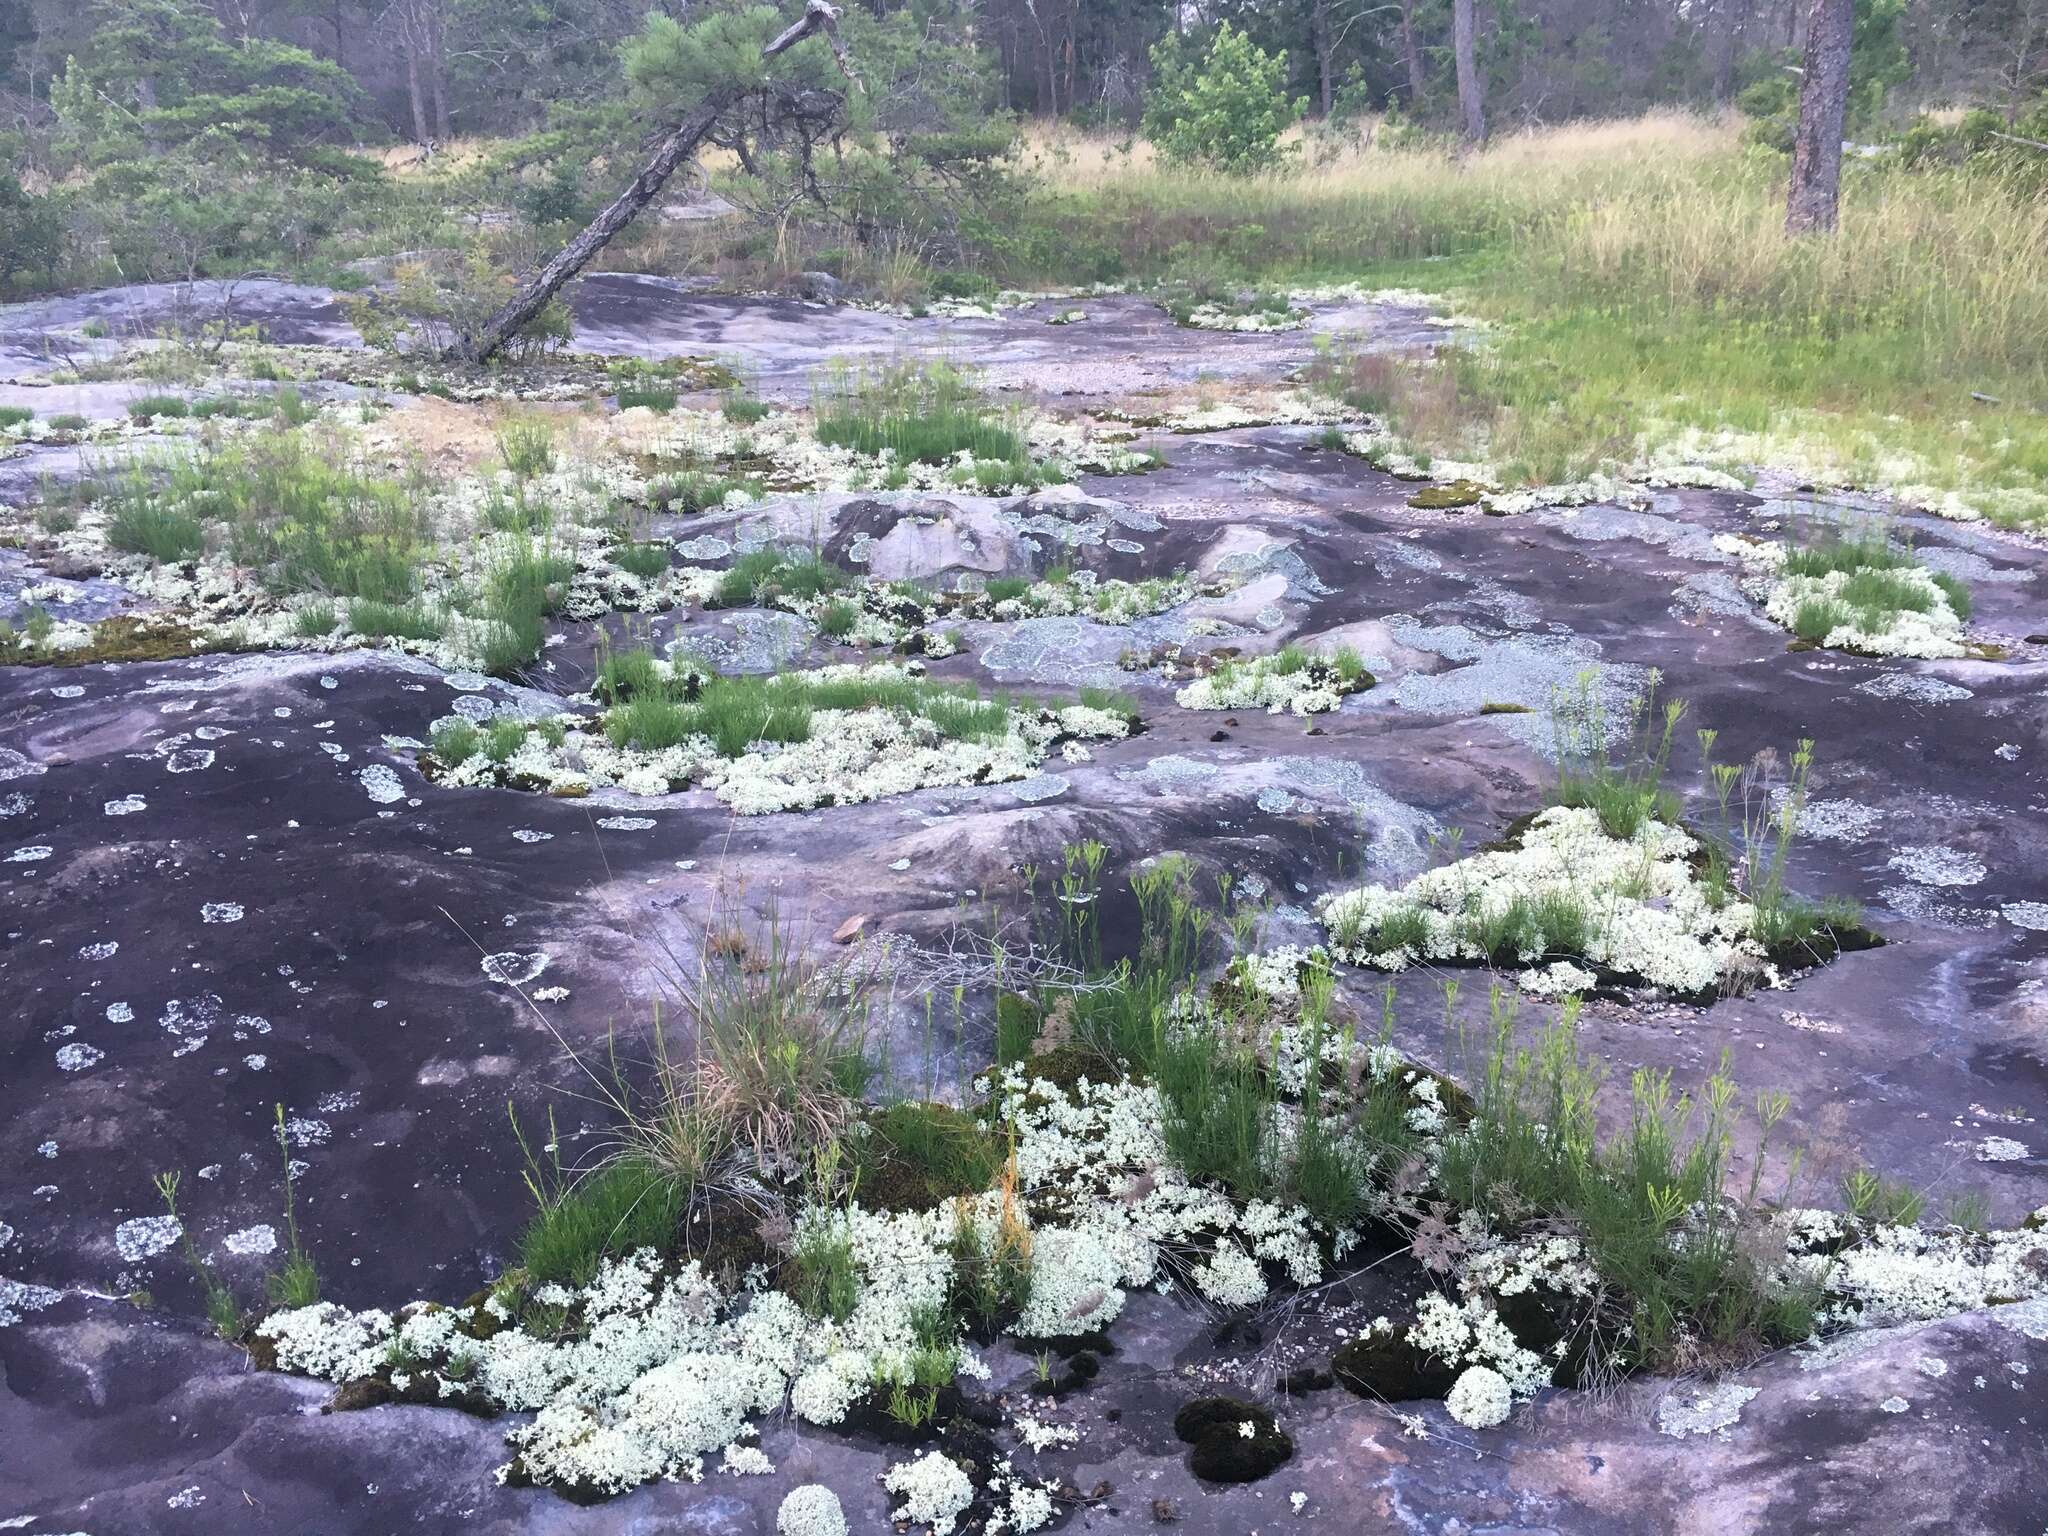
1174 649 1372 716
778 1485 849 1536
1761 564 1969 659
1443 1364 1514 1428
1318 806 1764 995
1179 302 1309 333
883 1450 975 1535
1777 1210 2048 1327
740 564 1218 654
427 662 1135 813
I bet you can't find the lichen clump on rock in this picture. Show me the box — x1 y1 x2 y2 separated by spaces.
1173 644 1374 716
426 660 1135 813
1318 805 1763 995
1719 529 1975 659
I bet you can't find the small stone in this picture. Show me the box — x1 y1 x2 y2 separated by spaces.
832 913 868 944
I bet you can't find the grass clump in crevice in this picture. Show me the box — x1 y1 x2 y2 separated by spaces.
1439 994 1817 1374
108 499 206 562
813 358 1045 482
517 1143 687 1291
598 657 1015 758
1550 670 1684 838
709 548 846 609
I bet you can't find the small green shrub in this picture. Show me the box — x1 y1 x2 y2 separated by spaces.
271 386 315 426
1143 23 1305 175
0 405 32 428
128 394 189 420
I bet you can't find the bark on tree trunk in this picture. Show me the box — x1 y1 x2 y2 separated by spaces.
1313 0 1334 117
1400 0 1426 103
458 1 855 363
404 26 430 146
427 0 451 142
1453 0 1485 141
1785 0 1853 235
458 96 733 362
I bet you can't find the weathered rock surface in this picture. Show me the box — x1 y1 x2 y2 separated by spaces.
2 280 2044 1534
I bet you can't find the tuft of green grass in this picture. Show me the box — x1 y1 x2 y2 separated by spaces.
1782 530 1914 580
519 1159 684 1289
612 540 673 581
350 598 445 641
983 574 1032 603
710 549 845 609
616 386 678 413
496 418 557 478
1551 672 1684 839
127 394 189 420
293 601 341 637
722 391 770 424
813 358 1044 475
1792 596 1849 642
108 501 206 562
0 405 32 428
816 598 859 638
475 539 573 675
647 469 759 515
431 718 483 765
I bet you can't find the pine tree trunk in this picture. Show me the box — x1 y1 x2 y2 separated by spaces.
1400 0 1426 103
1313 0 1334 117
404 21 431 146
1453 0 1485 141
427 0 451 142
457 97 732 363
1785 0 1853 235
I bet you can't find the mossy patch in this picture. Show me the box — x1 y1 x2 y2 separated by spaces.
1406 479 1486 510
1330 1327 1459 1402
1173 1396 1293 1482
852 1102 1005 1213
0 616 225 667
1019 1044 1106 1097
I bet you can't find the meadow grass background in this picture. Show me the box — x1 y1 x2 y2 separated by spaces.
976 114 2047 520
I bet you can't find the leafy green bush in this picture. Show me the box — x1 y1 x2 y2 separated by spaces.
128 395 190 420
0 174 64 296
1142 24 1304 175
